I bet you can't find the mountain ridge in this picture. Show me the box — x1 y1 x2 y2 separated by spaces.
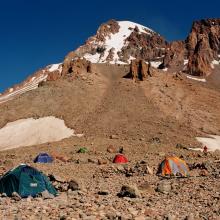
0 18 220 104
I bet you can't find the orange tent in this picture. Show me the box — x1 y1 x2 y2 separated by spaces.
157 156 189 176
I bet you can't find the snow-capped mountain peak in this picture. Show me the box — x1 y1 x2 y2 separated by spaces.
74 19 166 64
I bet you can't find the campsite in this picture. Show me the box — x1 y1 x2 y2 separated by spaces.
1 1 220 219
0 133 219 219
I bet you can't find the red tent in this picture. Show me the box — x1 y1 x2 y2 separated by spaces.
113 154 128 163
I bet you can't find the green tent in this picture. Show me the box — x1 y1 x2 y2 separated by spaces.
0 164 57 198
77 147 88 153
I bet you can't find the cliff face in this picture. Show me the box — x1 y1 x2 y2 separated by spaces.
186 19 220 76
161 18 220 76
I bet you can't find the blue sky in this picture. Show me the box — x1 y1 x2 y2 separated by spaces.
0 0 219 92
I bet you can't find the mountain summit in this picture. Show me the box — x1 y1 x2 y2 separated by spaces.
74 20 166 65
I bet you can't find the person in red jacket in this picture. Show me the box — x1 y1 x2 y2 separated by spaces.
203 146 208 154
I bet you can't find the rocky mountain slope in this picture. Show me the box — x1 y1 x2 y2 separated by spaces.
1 18 220 104
0 63 220 219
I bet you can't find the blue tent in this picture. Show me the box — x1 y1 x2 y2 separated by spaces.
34 153 53 163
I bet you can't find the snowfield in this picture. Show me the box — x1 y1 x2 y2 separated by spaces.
48 63 63 73
190 135 220 152
0 116 82 151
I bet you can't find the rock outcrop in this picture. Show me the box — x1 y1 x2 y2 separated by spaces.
125 59 152 81
118 26 167 63
186 19 220 76
62 57 92 78
160 41 186 71
74 19 120 59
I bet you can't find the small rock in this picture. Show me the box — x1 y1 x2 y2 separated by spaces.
134 215 146 220
41 190 55 199
116 165 125 172
88 158 97 164
199 169 209 176
12 192 21 201
158 152 166 157
176 143 187 149
128 207 138 216
68 179 80 191
166 214 176 220
185 214 194 220
146 165 153 175
151 137 161 144
97 190 109 195
48 174 66 183
26 196 33 202
107 145 118 153
118 185 141 198
98 158 108 165
110 135 118 139
144 208 158 217
1 193 7 197
157 181 172 194
138 182 155 194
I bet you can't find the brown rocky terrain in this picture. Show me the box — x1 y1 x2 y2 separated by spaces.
0 63 220 219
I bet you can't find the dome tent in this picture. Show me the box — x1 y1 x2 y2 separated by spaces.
113 154 128 164
34 153 53 163
157 156 189 177
0 164 57 197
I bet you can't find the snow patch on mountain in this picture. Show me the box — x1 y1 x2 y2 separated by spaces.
0 116 80 151
48 63 63 72
150 61 162 68
186 75 206 82
83 21 154 64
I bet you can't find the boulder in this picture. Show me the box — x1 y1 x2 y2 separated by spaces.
68 179 80 191
157 181 172 194
160 41 186 71
118 185 141 198
41 190 55 199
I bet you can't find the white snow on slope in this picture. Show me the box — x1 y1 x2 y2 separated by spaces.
0 116 82 151
184 59 189 65
211 59 220 69
190 135 220 152
84 21 154 64
150 61 162 68
186 75 206 82
48 63 62 72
